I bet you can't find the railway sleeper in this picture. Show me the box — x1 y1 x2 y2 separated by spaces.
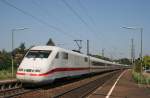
0 82 22 91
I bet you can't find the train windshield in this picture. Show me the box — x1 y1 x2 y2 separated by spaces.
26 50 51 58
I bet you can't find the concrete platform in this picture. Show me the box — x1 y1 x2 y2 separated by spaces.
87 69 150 98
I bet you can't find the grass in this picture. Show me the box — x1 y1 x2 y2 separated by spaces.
132 71 150 85
0 69 16 80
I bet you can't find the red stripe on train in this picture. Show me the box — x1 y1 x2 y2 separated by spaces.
16 67 90 76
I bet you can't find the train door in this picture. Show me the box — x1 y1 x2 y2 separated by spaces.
59 52 68 78
88 56 91 73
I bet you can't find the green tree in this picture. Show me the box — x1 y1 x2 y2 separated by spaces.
0 49 11 70
46 38 55 46
19 43 26 51
143 55 150 69
134 58 141 72
13 43 27 66
115 58 131 65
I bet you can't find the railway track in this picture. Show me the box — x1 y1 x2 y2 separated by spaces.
0 87 27 98
0 79 24 98
0 79 39 98
0 79 22 90
51 70 122 98
0 86 40 98
0 70 123 98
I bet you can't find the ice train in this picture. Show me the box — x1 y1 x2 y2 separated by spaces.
16 46 123 84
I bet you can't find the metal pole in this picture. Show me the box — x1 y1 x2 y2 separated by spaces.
87 40 89 55
131 38 133 66
102 48 104 57
74 40 82 52
121 26 143 73
11 30 14 79
140 28 143 74
11 28 29 79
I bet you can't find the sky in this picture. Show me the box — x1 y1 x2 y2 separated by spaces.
0 0 149 59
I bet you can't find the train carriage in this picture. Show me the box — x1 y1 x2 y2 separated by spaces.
16 46 123 84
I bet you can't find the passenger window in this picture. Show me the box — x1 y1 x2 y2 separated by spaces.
63 52 68 60
84 57 88 62
92 61 105 66
55 53 59 59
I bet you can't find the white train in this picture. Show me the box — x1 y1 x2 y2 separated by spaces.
16 46 123 84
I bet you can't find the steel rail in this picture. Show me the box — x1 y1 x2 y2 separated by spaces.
52 70 121 98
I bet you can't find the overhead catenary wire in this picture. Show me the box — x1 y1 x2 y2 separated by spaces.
78 0 112 56
0 0 77 40
31 0 65 26
62 0 105 55
77 0 104 40
62 0 102 42
62 0 93 33
78 0 96 27
30 0 81 40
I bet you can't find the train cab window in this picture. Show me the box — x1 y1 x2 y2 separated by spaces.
84 57 88 62
62 52 68 60
26 50 51 58
55 53 59 59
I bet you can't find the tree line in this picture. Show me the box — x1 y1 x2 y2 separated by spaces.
0 38 150 71
0 38 55 70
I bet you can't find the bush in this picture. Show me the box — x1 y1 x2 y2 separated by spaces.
0 69 17 80
0 70 11 80
132 71 150 85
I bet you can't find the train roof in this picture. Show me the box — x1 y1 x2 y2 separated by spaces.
30 46 88 57
30 46 122 65
30 46 60 51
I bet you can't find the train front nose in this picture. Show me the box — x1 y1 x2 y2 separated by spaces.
16 49 53 84
16 69 45 83
16 59 49 84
